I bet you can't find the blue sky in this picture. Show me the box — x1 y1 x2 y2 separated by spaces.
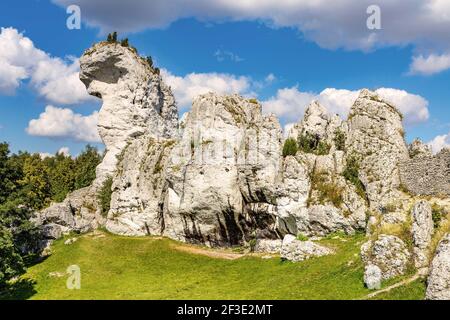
0 0 449 156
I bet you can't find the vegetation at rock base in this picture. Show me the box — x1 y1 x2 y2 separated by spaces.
0 231 426 300
297 133 330 156
98 177 114 218
0 142 102 288
282 138 298 157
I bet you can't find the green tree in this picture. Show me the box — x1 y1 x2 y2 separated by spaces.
74 145 102 190
282 138 298 157
18 155 51 210
112 32 118 42
0 223 24 288
49 153 75 202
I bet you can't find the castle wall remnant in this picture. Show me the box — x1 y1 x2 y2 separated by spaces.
399 149 450 196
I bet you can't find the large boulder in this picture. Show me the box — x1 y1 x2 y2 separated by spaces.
361 234 411 282
33 187 99 237
411 200 434 268
280 234 333 262
426 234 450 300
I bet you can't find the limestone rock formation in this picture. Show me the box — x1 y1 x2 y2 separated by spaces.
364 264 382 290
105 137 176 236
79 42 178 186
411 200 434 268
33 187 100 236
361 235 411 282
426 234 450 300
30 41 450 295
408 138 433 158
163 94 282 246
346 89 409 210
280 234 333 262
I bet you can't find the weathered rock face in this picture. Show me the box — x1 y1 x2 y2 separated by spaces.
346 89 409 210
361 235 411 282
280 234 333 262
163 94 283 246
79 42 179 186
408 139 433 158
426 234 450 300
275 156 310 236
106 137 176 236
399 148 450 197
411 200 434 268
288 101 345 150
33 187 100 236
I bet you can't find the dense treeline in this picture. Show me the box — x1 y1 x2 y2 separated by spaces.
0 142 102 287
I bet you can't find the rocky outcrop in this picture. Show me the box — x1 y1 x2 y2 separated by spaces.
33 187 100 236
80 42 178 186
280 234 333 262
361 235 411 282
288 101 345 150
411 200 434 268
408 139 432 158
163 94 282 246
426 234 450 300
346 89 409 210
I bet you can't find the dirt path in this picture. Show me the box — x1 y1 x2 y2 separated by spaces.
170 244 245 260
359 273 423 300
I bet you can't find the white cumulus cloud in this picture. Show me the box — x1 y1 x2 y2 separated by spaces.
262 87 430 125
428 133 450 154
161 69 252 110
409 53 450 76
53 0 450 74
0 27 93 104
26 105 101 143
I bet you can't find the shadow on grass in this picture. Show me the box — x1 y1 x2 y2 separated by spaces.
0 278 37 300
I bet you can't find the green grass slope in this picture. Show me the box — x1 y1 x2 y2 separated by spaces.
0 232 426 300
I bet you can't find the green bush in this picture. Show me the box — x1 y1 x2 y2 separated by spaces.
309 172 344 208
342 154 367 201
432 204 446 229
334 130 346 151
298 133 330 155
98 177 113 218
120 38 129 47
282 138 298 157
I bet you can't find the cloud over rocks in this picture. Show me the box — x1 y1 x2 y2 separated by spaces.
0 27 93 104
27 105 101 143
53 0 450 74
262 87 430 126
428 132 450 154
161 69 252 110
